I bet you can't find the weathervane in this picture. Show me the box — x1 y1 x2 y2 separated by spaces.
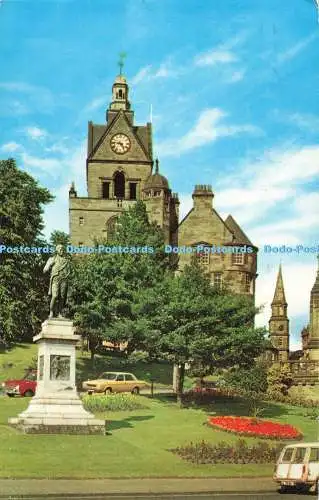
118 52 127 75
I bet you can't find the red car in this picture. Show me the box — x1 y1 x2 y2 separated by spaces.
2 370 37 397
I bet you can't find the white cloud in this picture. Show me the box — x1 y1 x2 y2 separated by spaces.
288 113 319 132
0 141 22 153
83 96 106 114
194 49 237 67
25 126 48 140
214 145 319 245
277 32 318 64
226 69 245 83
131 63 179 85
21 152 61 176
131 66 152 85
157 108 260 156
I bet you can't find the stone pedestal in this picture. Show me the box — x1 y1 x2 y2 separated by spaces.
8 318 105 434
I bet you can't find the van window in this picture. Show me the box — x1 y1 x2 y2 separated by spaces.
309 448 319 462
292 448 307 463
282 448 294 462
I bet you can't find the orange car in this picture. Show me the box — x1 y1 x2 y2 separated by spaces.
82 371 149 395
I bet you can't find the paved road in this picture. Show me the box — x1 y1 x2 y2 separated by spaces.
0 494 313 500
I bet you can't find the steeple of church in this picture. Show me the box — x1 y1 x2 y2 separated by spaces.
272 264 286 305
308 255 319 360
269 265 289 362
106 55 133 123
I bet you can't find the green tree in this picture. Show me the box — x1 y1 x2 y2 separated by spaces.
222 363 269 394
138 261 267 404
266 364 294 398
69 201 173 360
50 230 70 247
0 158 53 344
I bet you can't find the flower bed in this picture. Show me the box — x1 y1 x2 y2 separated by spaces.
208 416 302 440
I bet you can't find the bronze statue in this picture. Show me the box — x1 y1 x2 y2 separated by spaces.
44 244 71 318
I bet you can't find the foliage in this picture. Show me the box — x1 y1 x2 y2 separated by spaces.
266 364 294 397
82 393 148 412
208 416 302 440
299 407 319 420
170 439 283 464
222 364 268 395
0 159 53 344
138 261 267 400
69 201 172 359
50 230 70 247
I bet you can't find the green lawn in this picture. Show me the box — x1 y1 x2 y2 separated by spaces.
0 343 317 479
0 393 317 479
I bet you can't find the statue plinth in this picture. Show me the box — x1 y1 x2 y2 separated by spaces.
8 318 105 435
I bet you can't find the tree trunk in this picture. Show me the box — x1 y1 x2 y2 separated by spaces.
175 363 185 406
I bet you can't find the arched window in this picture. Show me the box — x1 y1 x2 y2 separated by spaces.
106 216 119 242
114 171 125 199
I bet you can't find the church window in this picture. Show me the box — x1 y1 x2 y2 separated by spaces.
278 337 284 347
154 190 161 196
278 325 284 331
78 242 83 246
129 183 137 200
214 272 223 289
114 171 125 199
232 253 244 265
79 217 84 225
118 89 123 99
102 182 110 199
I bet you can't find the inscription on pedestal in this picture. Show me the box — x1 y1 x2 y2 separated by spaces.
50 355 71 381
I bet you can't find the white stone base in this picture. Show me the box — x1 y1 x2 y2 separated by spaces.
9 392 105 434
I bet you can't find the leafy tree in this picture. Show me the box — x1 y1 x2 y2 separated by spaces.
266 364 294 397
136 261 267 404
69 201 173 360
50 230 70 247
0 158 53 344
222 363 269 395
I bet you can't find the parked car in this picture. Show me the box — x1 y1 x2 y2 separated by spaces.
82 371 149 395
2 370 37 397
274 442 319 494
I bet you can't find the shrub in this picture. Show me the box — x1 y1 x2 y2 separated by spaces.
82 393 148 412
171 439 283 464
222 364 268 395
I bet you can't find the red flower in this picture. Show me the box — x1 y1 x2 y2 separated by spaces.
207 416 302 439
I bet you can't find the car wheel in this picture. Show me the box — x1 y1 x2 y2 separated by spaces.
23 390 34 397
104 388 112 395
278 485 288 494
131 387 140 395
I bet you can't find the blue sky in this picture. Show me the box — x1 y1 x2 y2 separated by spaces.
1 0 319 348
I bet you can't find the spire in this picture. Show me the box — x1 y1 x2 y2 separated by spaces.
272 264 287 305
311 254 319 294
155 158 159 174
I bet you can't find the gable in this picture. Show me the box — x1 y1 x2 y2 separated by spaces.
178 207 233 245
89 112 150 162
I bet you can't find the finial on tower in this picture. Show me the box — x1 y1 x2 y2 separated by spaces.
118 52 127 76
155 158 159 174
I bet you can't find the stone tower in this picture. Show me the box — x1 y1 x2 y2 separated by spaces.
142 159 179 244
69 73 153 246
307 255 319 360
269 265 289 362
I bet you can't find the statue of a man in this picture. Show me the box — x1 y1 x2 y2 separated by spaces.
43 244 71 318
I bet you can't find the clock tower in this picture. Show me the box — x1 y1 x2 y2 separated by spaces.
69 72 155 246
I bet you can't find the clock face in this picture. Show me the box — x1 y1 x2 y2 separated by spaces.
110 134 131 154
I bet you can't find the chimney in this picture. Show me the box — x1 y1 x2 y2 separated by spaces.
192 184 214 211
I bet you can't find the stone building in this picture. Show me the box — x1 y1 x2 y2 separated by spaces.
69 72 257 297
268 259 319 385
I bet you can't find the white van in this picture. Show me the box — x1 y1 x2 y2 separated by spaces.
274 442 319 494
